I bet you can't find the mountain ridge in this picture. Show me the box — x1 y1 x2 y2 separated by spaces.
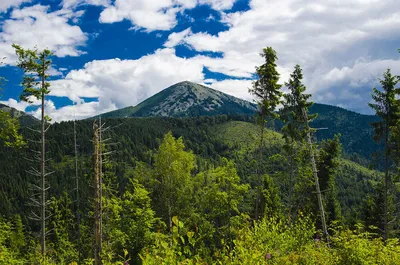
100 81 257 118
0 103 38 126
96 81 380 166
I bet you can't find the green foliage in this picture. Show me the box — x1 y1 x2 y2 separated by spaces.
48 193 78 264
0 74 26 148
368 68 400 240
193 159 249 253
318 135 343 223
152 132 196 228
281 64 316 142
119 178 156 263
0 111 26 148
368 68 400 142
142 218 400 265
332 224 400 265
0 117 393 263
12 44 53 102
0 217 26 264
249 47 282 121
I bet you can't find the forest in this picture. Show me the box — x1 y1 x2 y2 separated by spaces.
0 45 400 265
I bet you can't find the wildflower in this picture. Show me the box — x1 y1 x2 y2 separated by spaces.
265 253 271 259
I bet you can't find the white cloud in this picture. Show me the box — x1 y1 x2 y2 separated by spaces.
29 100 117 122
199 0 237 10
0 98 32 112
175 0 400 113
0 4 87 64
44 48 205 119
99 0 238 31
164 28 192 47
99 0 186 31
62 0 111 9
310 58 400 113
207 79 254 101
0 0 31 13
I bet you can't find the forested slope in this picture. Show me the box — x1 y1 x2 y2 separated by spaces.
0 116 378 224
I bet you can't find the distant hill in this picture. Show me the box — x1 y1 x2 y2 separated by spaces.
100 81 257 118
309 103 381 166
0 103 38 126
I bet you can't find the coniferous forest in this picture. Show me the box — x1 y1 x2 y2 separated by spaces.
0 45 400 265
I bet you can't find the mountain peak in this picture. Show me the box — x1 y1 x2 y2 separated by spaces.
100 81 257 118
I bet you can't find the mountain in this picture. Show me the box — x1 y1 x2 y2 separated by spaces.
100 81 257 118
0 103 38 126
98 81 380 166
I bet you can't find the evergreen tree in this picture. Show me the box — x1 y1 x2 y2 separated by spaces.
13 44 53 258
249 47 282 220
281 64 329 240
368 68 400 242
318 135 342 224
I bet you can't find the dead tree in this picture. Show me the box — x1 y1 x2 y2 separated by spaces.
13 44 53 259
93 120 102 265
302 108 329 241
73 119 82 264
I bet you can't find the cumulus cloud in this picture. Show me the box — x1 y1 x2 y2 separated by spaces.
177 0 400 113
62 0 111 9
0 4 87 64
207 79 254 101
310 58 400 113
0 98 33 112
0 0 31 12
99 0 239 31
35 48 203 119
164 28 192 47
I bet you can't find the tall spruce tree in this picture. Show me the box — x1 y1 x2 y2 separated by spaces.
281 65 315 217
318 135 342 224
13 44 53 259
368 68 400 242
281 64 329 240
249 47 282 220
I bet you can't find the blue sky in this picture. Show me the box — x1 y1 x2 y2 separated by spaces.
1 0 400 121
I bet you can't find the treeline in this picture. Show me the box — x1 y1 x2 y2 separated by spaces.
0 45 399 264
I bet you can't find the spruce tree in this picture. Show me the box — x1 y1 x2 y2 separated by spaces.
249 47 282 220
368 68 400 242
13 44 53 259
281 64 329 240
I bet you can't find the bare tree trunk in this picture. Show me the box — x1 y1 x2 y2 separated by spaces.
289 146 294 220
74 120 81 264
93 121 101 265
383 122 389 243
302 108 329 241
99 116 103 255
40 88 46 259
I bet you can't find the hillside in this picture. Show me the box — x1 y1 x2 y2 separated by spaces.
0 116 378 223
0 103 38 126
209 120 379 219
309 103 381 166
